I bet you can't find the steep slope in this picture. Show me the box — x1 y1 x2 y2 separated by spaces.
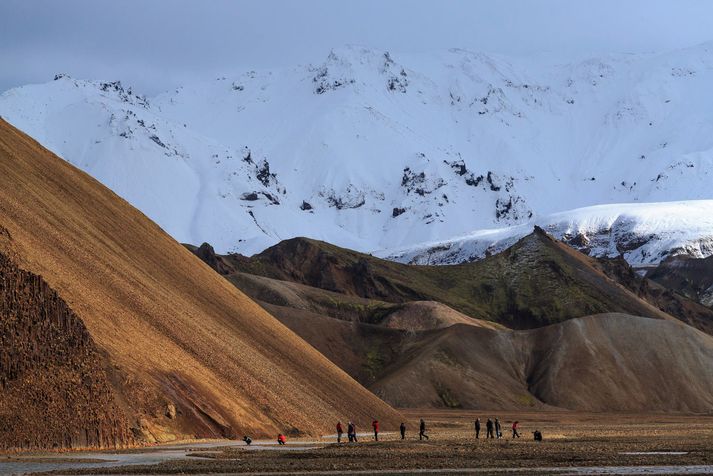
201 229 713 332
647 254 713 306
0 119 400 450
372 314 713 412
3 44 713 262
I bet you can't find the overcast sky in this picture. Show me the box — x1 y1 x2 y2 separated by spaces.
3 0 713 95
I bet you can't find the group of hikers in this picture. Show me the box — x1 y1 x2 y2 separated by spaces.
474 417 522 439
336 418 431 443
335 417 540 443
242 417 542 447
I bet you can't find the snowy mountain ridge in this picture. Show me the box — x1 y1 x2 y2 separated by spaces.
2 44 713 264
378 200 713 267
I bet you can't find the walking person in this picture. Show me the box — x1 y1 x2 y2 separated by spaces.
475 418 481 439
400 422 406 440
512 421 520 438
372 419 380 441
277 434 286 445
243 435 252 446
486 418 494 439
336 421 344 443
419 418 429 440
495 418 502 439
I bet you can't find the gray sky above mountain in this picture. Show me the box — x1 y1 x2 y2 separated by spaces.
2 0 713 95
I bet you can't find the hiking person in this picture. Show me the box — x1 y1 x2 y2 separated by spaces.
495 418 502 439
243 435 252 446
486 419 494 439
419 418 429 440
512 421 520 438
475 418 481 439
277 434 286 445
336 421 344 443
347 421 357 443
400 422 406 440
533 430 543 441
372 419 380 441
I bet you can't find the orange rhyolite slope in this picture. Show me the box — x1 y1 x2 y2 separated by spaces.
0 119 400 449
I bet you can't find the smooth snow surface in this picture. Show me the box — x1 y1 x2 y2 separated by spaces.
2 45 713 262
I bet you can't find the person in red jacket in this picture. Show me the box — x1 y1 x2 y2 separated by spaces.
372 419 380 441
336 421 344 443
512 421 521 438
277 433 286 445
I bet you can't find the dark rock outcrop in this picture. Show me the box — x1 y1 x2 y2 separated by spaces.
0 250 133 450
193 243 235 275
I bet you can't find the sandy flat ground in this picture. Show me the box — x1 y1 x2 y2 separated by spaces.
13 409 712 475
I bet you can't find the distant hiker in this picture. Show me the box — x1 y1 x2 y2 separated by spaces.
400 422 406 440
419 418 429 440
495 418 502 439
347 421 358 443
486 419 494 439
475 418 481 439
372 419 380 441
277 434 286 445
243 435 252 446
512 421 520 438
533 430 543 441
336 421 344 443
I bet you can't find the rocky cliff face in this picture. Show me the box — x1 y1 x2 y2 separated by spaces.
0 248 133 450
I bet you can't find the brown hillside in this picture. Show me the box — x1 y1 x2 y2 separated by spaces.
208 271 501 385
187 239 713 411
187 260 713 413
372 314 713 412
0 119 400 450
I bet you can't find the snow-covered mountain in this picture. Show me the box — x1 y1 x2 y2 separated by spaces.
2 44 713 261
379 201 713 267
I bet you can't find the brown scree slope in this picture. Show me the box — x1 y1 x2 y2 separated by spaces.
0 119 400 449
371 313 713 412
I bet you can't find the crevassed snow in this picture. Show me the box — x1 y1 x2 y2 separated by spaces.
1 45 713 261
379 201 713 266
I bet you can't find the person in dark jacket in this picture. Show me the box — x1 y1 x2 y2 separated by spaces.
336 421 344 443
486 419 494 439
419 419 429 440
372 419 380 441
243 435 252 446
400 422 406 440
495 418 502 439
347 421 357 443
475 418 481 439
533 430 543 441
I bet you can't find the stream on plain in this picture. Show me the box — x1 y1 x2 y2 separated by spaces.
2 438 711 475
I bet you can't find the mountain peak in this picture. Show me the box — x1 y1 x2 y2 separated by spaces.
3 46 713 263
